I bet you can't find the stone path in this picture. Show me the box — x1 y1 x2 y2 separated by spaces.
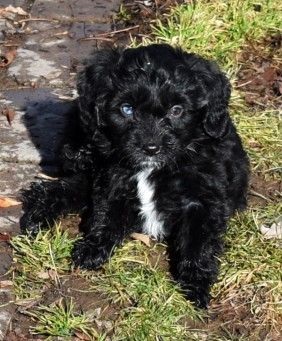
0 0 120 338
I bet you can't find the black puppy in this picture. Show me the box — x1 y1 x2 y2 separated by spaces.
21 44 249 308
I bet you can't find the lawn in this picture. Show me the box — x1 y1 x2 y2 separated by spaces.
10 1 281 340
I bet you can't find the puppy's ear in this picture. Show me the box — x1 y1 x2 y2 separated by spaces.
201 70 231 138
182 53 231 138
77 49 122 134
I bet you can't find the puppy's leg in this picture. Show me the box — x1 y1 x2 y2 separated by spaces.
168 201 225 308
20 175 89 235
72 198 133 270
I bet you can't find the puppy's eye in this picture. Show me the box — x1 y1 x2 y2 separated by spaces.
169 105 184 117
120 103 134 117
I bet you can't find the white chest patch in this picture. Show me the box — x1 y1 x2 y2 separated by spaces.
136 168 164 240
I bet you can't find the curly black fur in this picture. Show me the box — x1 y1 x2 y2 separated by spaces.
21 44 249 308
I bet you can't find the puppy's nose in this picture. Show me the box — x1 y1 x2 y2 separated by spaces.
143 143 160 156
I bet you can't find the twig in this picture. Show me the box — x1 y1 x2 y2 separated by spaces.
235 80 254 88
80 36 113 42
249 189 272 202
19 18 59 23
93 25 140 38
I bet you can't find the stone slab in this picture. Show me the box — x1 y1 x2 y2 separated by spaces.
0 88 74 165
0 289 15 341
0 1 27 9
8 0 119 85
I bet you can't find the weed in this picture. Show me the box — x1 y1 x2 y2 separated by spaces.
115 4 132 23
29 298 102 340
11 224 78 299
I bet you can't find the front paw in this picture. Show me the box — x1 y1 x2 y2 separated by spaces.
72 239 111 270
181 284 211 309
20 214 41 236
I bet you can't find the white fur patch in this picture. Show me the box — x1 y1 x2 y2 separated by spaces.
136 168 164 240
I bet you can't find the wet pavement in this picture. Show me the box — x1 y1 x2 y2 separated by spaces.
0 0 121 339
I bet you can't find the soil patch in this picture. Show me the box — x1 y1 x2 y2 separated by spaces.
237 33 282 109
249 173 281 206
6 275 120 340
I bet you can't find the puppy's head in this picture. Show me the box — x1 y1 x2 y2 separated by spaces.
78 44 231 169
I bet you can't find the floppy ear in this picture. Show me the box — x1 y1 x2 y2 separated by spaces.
77 49 122 135
201 71 231 138
182 52 231 138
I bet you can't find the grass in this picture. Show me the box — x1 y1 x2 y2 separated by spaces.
28 298 102 340
149 0 281 71
11 224 78 300
212 204 282 337
9 0 282 340
84 241 205 340
232 109 281 176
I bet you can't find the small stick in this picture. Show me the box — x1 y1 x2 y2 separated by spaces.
79 36 113 42
235 80 254 88
94 25 140 37
19 18 59 23
249 189 272 202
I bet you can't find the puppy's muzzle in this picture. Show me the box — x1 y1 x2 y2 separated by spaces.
142 143 161 156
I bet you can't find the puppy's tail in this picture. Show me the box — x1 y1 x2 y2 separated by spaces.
20 174 90 235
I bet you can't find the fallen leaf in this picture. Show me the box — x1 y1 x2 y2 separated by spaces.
5 5 28 16
0 49 17 68
0 280 13 288
37 271 50 279
261 67 276 84
37 269 58 280
48 269 58 280
0 197 21 208
0 233 11 241
131 232 150 246
248 139 261 148
74 331 91 340
1 106 16 125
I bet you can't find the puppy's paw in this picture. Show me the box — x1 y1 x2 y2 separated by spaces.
20 214 41 236
72 239 111 270
182 285 211 309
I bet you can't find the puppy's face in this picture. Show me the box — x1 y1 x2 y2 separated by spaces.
78 45 231 169
105 71 201 169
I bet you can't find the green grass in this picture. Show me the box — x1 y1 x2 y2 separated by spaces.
115 4 132 23
232 109 281 176
150 0 281 71
28 298 103 340
216 203 282 297
11 224 78 300
211 203 282 338
84 241 205 340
